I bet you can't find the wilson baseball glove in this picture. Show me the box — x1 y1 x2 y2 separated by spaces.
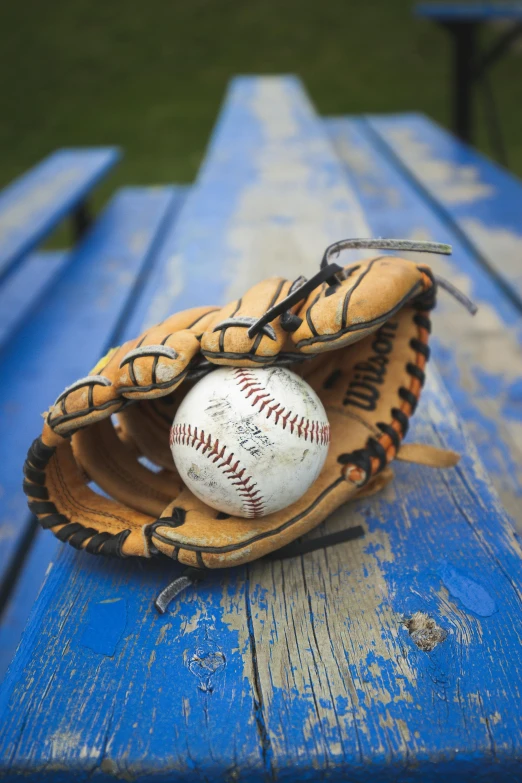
23 238 475 610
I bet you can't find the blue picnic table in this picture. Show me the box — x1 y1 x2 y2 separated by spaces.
0 76 521 781
416 2 522 164
0 148 120 351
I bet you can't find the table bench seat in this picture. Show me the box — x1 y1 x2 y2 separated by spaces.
326 114 522 532
367 112 522 308
0 251 69 351
0 148 120 282
0 186 187 676
0 78 521 781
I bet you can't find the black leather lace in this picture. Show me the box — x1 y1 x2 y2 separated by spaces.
247 237 474 340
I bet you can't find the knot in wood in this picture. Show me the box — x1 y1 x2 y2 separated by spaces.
403 611 447 652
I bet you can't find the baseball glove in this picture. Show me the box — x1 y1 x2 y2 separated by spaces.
23 238 475 610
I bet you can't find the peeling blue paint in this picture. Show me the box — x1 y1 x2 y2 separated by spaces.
0 79 521 783
79 598 128 656
326 115 522 529
438 562 497 617
0 148 120 282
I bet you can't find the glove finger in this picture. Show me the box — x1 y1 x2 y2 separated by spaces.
117 307 218 400
291 256 432 354
46 342 133 436
46 306 217 437
200 278 294 366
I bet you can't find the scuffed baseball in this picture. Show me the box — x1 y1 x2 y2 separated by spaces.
170 367 330 518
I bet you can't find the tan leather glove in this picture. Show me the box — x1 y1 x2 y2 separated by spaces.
24 239 472 602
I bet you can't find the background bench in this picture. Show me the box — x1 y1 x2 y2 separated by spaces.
0 76 521 780
0 184 188 675
416 2 522 165
326 112 522 532
0 148 120 349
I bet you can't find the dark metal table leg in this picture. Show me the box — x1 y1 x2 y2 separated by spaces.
445 21 478 143
72 200 93 243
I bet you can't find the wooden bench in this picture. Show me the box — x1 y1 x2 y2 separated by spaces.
0 148 120 350
0 76 521 781
0 184 188 674
326 112 522 531
415 2 522 162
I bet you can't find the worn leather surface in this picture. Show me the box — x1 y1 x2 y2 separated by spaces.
25 256 451 567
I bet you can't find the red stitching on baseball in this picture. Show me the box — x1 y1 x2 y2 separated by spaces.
234 368 330 444
171 423 266 517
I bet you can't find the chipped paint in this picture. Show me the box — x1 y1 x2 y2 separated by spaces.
460 218 522 291
438 562 497 617
2 80 522 782
434 586 485 647
327 116 522 532
384 126 495 204
223 81 369 300
220 504 429 763
79 597 128 656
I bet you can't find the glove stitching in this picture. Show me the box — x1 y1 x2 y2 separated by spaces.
338 309 432 485
23 437 133 556
305 287 325 338
370 310 431 476
295 281 424 350
341 256 384 329
250 279 286 355
219 298 242 353
49 396 126 430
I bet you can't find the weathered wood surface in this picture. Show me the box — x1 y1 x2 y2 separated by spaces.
0 187 186 677
0 78 521 781
0 251 69 352
326 116 522 531
0 148 120 282
136 76 368 329
366 113 522 310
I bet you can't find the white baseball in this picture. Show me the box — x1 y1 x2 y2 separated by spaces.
170 367 330 518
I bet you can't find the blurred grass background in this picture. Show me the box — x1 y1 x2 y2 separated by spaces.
0 0 521 196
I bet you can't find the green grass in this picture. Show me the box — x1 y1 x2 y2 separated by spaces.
1 0 521 204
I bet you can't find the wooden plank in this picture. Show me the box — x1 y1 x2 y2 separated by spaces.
0 75 370 780
0 251 69 352
245 367 522 781
1 78 521 780
365 113 522 312
326 116 522 531
136 75 369 330
0 187 179 603
0 147 120 282
0 187 188 681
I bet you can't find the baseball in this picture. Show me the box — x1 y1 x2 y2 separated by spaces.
170 367 330 518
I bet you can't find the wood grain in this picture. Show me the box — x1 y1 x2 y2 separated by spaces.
0 187 182 676
326 115 522 532
0 147 120 282
1 78 521 782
